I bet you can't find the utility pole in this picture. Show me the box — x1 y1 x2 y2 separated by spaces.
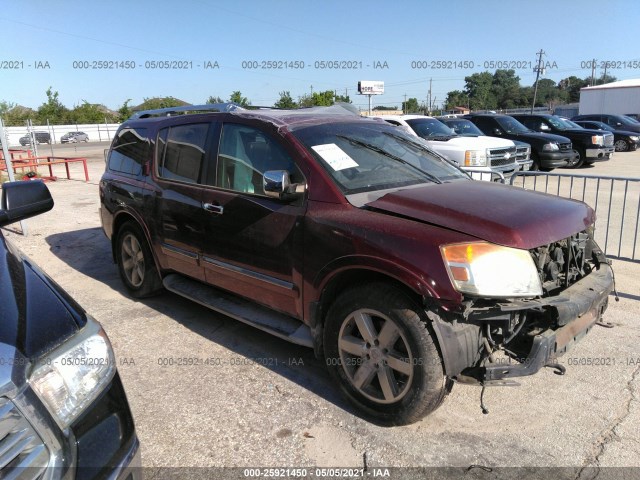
602 61 608 84
428 78 432 115
531 49 546 114
403 94 407 114
590 58 597 86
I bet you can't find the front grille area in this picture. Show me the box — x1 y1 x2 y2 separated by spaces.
558 142 572 152
0 397 49 477
488 146 518 167
530 229 595 297
515 145 530 161
604 134 614 147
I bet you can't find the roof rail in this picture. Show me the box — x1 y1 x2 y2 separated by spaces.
129 103 244 119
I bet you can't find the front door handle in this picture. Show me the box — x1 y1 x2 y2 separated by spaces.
203 203 224 215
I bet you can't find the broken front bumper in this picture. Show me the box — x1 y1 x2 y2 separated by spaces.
483 265 613 381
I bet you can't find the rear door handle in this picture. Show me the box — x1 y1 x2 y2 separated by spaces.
203 203 224 215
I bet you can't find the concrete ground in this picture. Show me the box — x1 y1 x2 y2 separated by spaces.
3 142 640 479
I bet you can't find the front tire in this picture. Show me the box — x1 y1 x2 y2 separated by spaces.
115 222 162 298
324 283 451 426
566 149 585 169
614 139 629 152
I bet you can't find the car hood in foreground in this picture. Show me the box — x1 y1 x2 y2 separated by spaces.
366 181 594 250
0 236 86 358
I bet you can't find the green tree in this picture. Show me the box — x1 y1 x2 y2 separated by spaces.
118 99 133 122
402 97 421 114
491 69 521 109
37 87 69 124
373 105 398 111
298 90 335 107
558 76 588 103
334 94 351 103
444 90 468 111
464 72 496 110
136 97 188 111
205 95 224 104
274 91 297 109
229 91 251 107
69 101 114 123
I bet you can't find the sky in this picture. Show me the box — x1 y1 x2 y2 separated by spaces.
1 0 639 112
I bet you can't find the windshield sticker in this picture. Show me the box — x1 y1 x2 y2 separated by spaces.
312 144 359 171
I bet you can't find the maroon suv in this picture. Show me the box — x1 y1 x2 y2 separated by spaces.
99 104 613 425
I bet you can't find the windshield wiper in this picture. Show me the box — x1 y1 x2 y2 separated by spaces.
382 131 460 168
336 135 442 184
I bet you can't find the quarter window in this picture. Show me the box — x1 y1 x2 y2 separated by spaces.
108 127 150 176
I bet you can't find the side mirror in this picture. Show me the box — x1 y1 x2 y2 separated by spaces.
540 124 550 131
263 170 305 200
0 180 54 227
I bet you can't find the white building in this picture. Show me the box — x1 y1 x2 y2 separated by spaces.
579 79 640 115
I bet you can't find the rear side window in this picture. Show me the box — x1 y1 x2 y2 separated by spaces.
108 127 150 176
157 123 210 184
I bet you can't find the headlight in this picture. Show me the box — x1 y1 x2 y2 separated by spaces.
629 136 639 141
542 143 559 152
441 242 542 297
464 150 488 166
591 135 604 146
30 318 115 429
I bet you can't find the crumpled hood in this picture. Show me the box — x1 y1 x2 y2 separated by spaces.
366 181 594 250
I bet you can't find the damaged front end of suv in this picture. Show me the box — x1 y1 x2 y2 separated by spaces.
432 227 614 389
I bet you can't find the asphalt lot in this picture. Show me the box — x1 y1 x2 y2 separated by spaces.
3 143 640 479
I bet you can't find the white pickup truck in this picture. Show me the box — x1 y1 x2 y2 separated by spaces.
379 115 521 180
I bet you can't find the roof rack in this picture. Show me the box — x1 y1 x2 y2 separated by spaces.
129 103 245 119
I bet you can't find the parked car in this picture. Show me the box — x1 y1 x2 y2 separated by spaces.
438 117 533 171
61 131 90 143
512 114 614 168
379 115 520 180
624 114 640 122
0 180 140 478
100 103 614 425
573 120 639 152
464 113 577 170
19 131 51 146
572 114 640 134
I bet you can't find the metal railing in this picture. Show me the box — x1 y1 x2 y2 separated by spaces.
509 171 640 261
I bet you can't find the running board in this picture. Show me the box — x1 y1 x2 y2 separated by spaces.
163 274 313 348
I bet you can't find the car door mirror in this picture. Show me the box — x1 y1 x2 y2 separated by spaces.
540 124 550 131
263 170 305 200
0 180 54 227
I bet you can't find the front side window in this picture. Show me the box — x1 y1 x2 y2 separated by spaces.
157 123 209 184
216 123 302 194
108 127 150 176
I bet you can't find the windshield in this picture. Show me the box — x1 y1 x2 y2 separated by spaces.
614 115 639 126
441 119 484 136
405 118 456 138
547 116 578 130
564 120 583 129
293 122 469 195
496 117 531 134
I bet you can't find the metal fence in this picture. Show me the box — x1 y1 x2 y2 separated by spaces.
509 171 640 261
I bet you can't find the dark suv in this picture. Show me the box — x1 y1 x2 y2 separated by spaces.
464 113 577 170
100 104 613 425
512 114 614 168
572 114 640 134
19 131 51 146
1 181 140 478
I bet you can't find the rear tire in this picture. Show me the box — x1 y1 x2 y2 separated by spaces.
324 283 452 426
115 221 162 298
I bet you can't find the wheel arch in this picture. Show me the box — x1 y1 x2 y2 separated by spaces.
111 210 161 274
309 259 439 358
